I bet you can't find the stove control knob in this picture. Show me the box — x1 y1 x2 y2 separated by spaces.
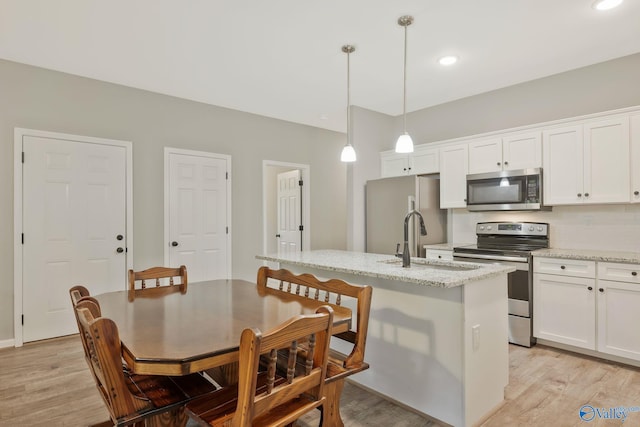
486 225 492 230
479 225 485 230
537 226 543 232
529 226 535 231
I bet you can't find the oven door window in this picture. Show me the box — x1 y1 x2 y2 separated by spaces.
467 176 526 205
508 269 529 301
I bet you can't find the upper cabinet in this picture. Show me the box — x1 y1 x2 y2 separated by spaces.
439 144 468 208
543 116 630 206
380 145 439 177
631 113 640 203
468 132 541 174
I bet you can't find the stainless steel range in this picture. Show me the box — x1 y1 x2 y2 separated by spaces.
453 222 549 347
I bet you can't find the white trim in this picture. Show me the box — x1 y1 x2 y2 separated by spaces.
0 338 15 349
13 128 133 347
163 147 232 278
261 160 311 259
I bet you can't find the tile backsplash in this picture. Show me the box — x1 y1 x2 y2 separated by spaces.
451 204 640 253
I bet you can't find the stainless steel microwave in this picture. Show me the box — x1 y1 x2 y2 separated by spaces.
466 168 550 211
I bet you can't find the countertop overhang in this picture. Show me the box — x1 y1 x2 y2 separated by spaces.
257 250 515 288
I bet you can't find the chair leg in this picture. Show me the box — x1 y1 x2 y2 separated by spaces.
319 379 345 427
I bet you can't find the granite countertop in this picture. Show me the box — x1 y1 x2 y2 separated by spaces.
423 243 474 251
256 249 514 288
533 248 640 264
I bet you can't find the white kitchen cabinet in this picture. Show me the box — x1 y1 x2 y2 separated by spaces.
597 262 640 360
380 152 411 177
380 146 439 177
468 132 541 174
543 116 630 206
411 145 439 175
425 249 453 261
535 257 640 363
631 113 640 203
439 144 468 208
533 260 596 350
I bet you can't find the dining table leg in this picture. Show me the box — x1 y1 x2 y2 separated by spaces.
320 378 346 427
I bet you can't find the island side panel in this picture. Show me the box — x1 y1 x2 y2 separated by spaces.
279 263 467 427
463 275 509 426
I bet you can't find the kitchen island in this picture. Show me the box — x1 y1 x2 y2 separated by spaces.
256 250 514 427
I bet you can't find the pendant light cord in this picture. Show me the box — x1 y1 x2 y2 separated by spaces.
402 22 408 134
347 47 351 145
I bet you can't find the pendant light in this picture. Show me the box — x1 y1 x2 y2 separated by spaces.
340 45 357 162
395 15 414 154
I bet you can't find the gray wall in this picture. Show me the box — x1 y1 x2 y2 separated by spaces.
399 52 640 146
0 59 347 341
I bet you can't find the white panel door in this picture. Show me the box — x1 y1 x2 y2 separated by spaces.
468 138 502 174
23 136 127 342
502 131 542 171
168 153 228 282
277 170 301 254
439 144 468 208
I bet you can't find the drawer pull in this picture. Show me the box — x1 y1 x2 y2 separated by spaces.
587 286 593 291
560 265 566 270
599 288 604 293
632 272 638 277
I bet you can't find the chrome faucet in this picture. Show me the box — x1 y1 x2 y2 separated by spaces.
400 209 428 268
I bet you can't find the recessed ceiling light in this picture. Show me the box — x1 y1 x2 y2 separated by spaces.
438 55 458 66
592 0 623 11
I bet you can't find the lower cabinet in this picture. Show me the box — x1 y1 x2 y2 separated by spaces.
534 258 640 362
425 248 453 261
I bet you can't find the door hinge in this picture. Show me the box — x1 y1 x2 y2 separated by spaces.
226 226 229 234
298 179 303 186
226 172 229 180
21 315 24 325
22 152 25 163
299 225 304 231
21 233 24 244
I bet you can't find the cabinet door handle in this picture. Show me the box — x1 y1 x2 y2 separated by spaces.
599 288 604 293
504 161 508 166
587 286 593 291
560 265 566 270
634 190 639 196
584 192 589 197
497 162 501 166
116 247 124 253
632 271 638 277
577 193 582 198
171 241 179 247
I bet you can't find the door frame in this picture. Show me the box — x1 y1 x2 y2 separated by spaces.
163 147 232 277
13 128 133 347
262 160 311 256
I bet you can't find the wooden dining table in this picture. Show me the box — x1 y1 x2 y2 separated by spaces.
94 278 353 424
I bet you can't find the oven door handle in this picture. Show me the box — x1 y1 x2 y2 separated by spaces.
453 252 529 263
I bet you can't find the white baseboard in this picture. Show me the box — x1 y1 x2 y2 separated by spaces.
0 338 15 349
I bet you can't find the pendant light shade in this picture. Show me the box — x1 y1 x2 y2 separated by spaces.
395 15 414 154
340 44 357 162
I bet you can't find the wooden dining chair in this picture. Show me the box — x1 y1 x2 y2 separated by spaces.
256 266 372 425
74 304 217 427
128 265 188 300
185 306 334 427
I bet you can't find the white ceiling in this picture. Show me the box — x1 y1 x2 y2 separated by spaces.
1 1 639 133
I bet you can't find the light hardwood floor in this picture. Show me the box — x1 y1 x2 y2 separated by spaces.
2 335 640 426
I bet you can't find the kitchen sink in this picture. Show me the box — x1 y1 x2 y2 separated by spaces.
378 257 479 271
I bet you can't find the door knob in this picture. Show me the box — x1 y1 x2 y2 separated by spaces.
171 241 179 247
116 247 124 253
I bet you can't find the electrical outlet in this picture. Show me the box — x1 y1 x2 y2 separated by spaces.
472 324 480 351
